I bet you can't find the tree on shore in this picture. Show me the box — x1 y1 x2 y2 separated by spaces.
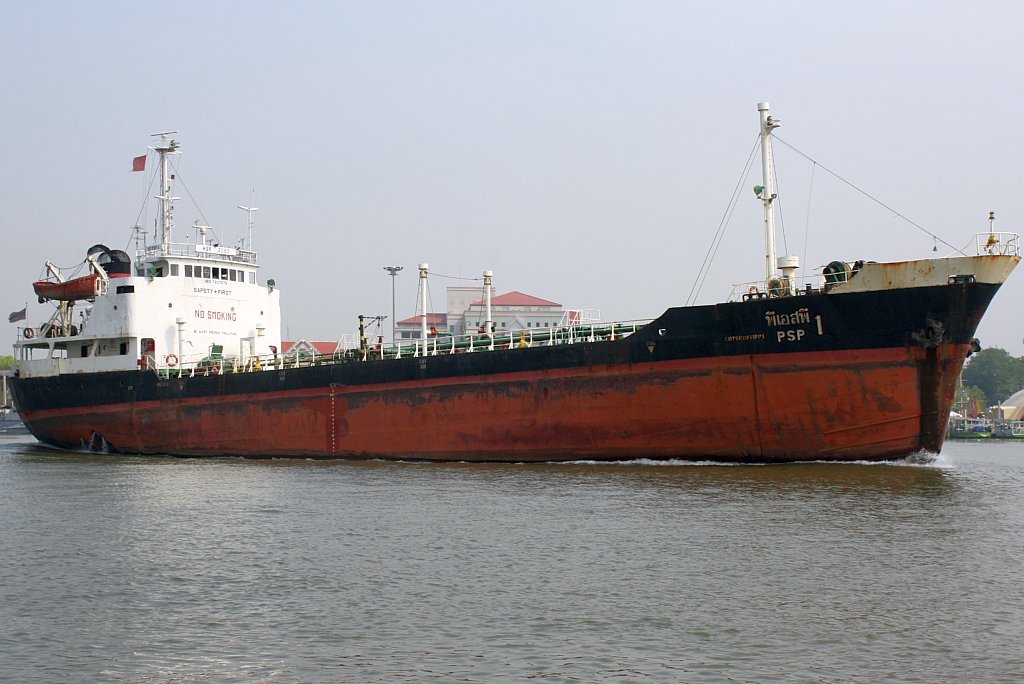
961 348 1024 407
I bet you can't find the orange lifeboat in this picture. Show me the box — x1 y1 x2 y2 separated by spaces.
33 274 102 301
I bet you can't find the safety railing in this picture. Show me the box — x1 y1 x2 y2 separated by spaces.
729 274 824 302
150 319 651 378
976 232 1021 257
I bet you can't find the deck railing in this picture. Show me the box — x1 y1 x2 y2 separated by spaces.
151 319 650 378
729 232 1022 302
136 242 259 265
976 232 1021 257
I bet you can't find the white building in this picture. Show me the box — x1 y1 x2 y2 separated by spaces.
460 291 564 335
395 287 566 340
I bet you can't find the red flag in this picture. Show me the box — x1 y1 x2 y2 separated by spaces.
132 155 146 172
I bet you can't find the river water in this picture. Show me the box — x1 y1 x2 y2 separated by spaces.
1 435 1021 683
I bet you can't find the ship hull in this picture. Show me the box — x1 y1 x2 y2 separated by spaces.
11 282 999 462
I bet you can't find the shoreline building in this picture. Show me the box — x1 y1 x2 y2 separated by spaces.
396 286 568 340
461 291 565 335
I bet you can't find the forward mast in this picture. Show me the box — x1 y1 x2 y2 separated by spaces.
757 102 799 295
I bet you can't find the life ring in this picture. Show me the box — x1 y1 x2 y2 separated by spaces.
165 354 178 367
23 327 35 339
748 286 758 294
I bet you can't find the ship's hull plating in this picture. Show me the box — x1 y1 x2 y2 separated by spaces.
11 283 1000 462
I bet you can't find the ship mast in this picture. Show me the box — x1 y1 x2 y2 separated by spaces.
757 103 798 294
757 103 780 284
418 263 429 348
151 131 180 252
483 270 493 338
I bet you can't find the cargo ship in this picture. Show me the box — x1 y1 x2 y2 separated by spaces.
10 104 1020 462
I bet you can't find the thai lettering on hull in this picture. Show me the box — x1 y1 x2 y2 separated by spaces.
764 308 825 343
764 308 810 326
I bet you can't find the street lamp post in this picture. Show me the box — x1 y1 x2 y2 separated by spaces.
383 266 403 344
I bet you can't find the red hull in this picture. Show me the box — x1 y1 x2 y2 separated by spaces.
18 346 963 462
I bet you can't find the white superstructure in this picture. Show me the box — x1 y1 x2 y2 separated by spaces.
13 133 282 379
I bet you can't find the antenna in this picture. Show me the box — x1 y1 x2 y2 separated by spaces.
131 224 144 255
238 200 258 251
150 132 181 251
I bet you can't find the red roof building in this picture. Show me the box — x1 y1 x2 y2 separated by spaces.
394 285 569 340
395 313 449 340
282 340 341 356
459 290 564 335
485 291 560 307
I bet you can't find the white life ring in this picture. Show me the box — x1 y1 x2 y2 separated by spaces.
165 353 178 367
23 327 35 339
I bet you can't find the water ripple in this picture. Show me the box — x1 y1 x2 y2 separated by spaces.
1 436 1022 682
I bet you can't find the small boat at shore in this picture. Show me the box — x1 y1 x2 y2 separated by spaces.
992 420 1024 439
947 416 993 439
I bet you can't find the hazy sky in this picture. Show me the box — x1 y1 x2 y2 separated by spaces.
3 1 1023 352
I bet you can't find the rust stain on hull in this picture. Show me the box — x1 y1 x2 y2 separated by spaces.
19 345 969 463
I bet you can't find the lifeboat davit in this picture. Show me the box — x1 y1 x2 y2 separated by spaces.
32 273 126 301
